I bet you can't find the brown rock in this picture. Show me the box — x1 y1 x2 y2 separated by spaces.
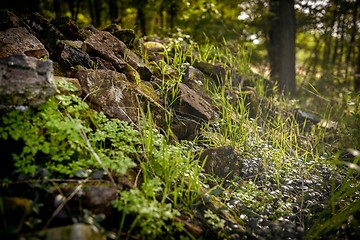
81 185 118 216
199 145 242 179
143 41 166 62
51 16 80 40
54 76 82 96
82 30 152 80
193 61 243 87
183 65 212 103
177 82 214 121
102 24 136 47
24 13 65 56
171 118 200 140
28 223 106 240
76 69 138 123
0 27 49 59
0 10 23 30
57 41 95 69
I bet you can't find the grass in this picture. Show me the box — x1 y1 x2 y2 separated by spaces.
1 38 360 239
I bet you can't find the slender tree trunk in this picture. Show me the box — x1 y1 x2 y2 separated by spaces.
53 0 62 17
322 0 339 71
337 15 346 75
137 7 147 36
93 0 101 27
346 0 359 80
169 2 177 30
268 0 296 96
108 0 118 22
355 46 360 91
68 0 81 22
88 0 94 25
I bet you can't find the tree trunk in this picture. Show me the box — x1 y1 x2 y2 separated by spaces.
346 0 359 80
268 0 296 96
322 0 339 71
137 7 147 36
355 46 360 91
108 0 118 22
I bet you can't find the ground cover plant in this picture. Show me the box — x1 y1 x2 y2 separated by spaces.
1 34 360 240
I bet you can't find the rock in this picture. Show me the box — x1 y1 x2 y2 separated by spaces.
56 41 96 69
51 16 80 40
193 61 243 87
149 61 178 81
0 54 56 107
101 23 120 32
193 61 227 86
76 69 139 123
103 24 136 47
81 185 118 216
26 223 106 240
0 10 23 30
24 13 65 56
77 25 97 41
112 29 136 47
54 76 82 96
0 197 32 236
183 65 212 103
82 30 152 80
171 118 200 140
90 56 116 71
177 82 214 121
143 41 166 62
0 27 49 59
61 40 83 49
295 109 321 125
198 145 242 179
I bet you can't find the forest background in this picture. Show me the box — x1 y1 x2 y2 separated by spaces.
2 0 360 100
1 0 360 239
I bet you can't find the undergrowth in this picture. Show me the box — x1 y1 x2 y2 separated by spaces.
0 39 359 239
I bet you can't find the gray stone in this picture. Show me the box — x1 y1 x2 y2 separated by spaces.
0 54 56 107
0 27 49 59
